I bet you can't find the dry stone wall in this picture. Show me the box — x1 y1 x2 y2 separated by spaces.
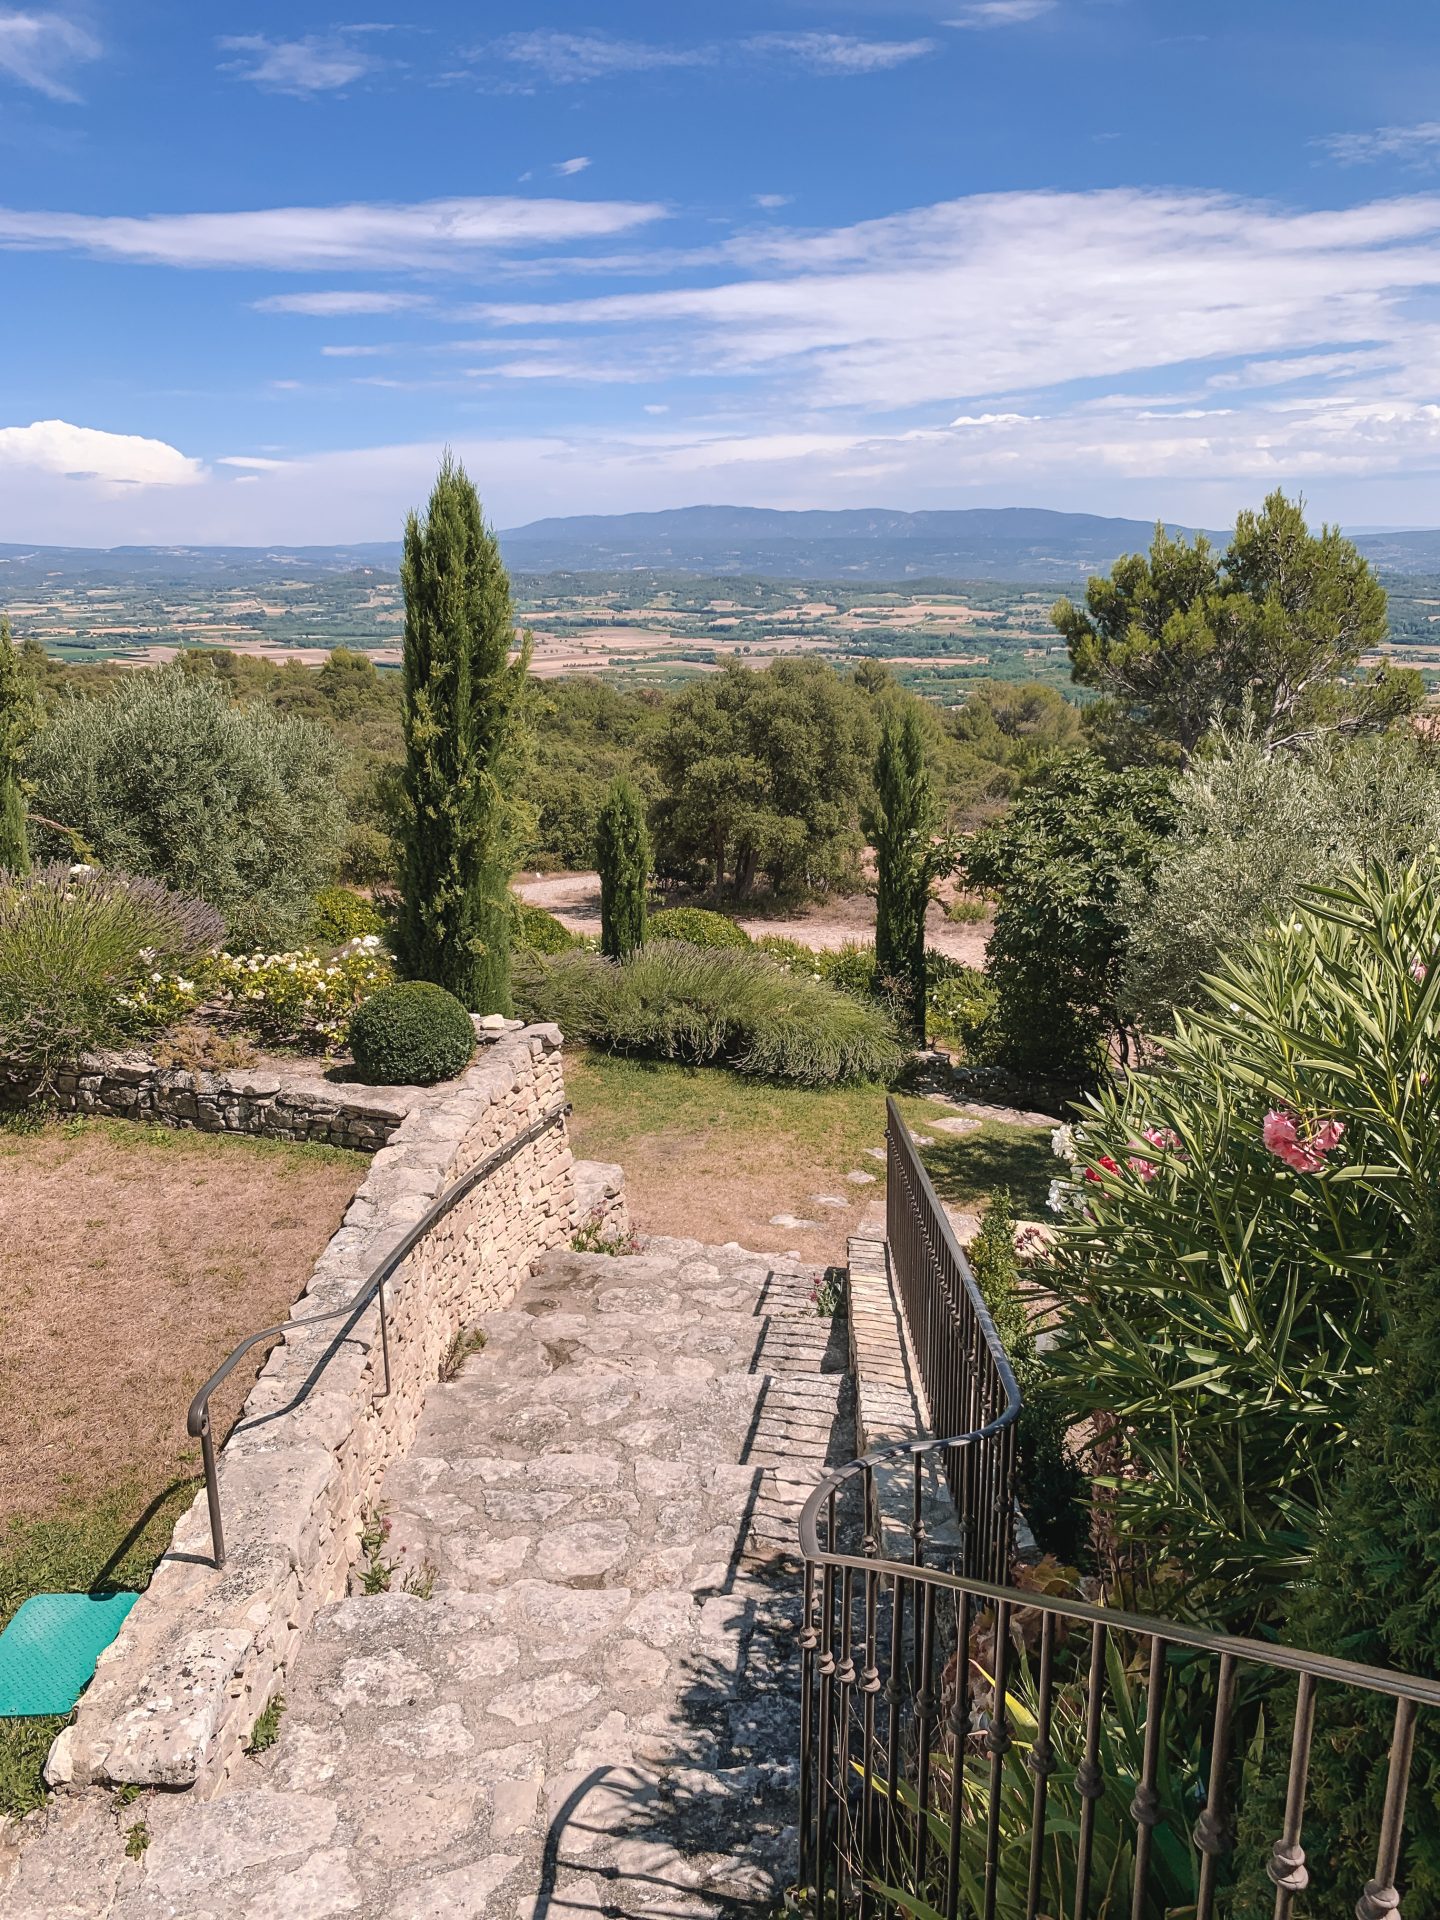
47 1022 618 1799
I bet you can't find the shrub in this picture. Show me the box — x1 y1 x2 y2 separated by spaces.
1123 726 1440 1029
349 979 476 1086
1042 862 1440 1625
511 898 573 954
967 1192 1089 1562
0 863 222 1073
596 775 650 960
926 955 998 1060
515 940 904 1085
27 668 347 949
311 885 384 945
646 906 752 949
211 937 392 1050
867 701 948 1040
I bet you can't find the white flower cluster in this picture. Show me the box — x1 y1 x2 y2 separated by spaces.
1048 1123 1082 1217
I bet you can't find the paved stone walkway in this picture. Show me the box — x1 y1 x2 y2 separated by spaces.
3 1238 853 1920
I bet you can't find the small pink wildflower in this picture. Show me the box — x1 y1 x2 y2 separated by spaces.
1262 1109 1345 1174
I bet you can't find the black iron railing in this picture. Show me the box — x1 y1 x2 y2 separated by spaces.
186 1101 569 1569
796 1103 1440 1918
885 1096 1020 1583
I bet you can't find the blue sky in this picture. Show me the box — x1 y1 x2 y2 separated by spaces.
3 1 1440 543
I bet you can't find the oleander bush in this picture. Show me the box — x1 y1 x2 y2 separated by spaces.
0 863 223 1073
515 940 904 1085
349 980 475 1086
646 906 752 949
1041 862 1440 1626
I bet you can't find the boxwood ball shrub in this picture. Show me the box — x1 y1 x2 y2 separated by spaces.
349 980 476 1086
646 907 752 949
511 898 573 954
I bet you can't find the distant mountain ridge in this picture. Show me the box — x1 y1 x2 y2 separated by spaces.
4 507 1440 590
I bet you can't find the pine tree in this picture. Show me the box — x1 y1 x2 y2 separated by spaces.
866 703 944 1042
0 617 37 874
395 455 528 1012
596 775 650 960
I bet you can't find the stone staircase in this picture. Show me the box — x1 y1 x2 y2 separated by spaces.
3 1237 853 1920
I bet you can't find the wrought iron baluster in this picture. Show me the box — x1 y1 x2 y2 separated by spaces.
884 1571 908 1887
1355 1695 1418 1920
1129 1635 1167 1920
1073 1620 1109 1919
816 1558 838 1917
1025 1610 1057 1920
914 1581 940 1888
858 1564 883 1917
798 1560 818 1890
944 1588 974 1920
983 1600 1013 1920
1194 1650 1237 1920
1267 1670 1316 1919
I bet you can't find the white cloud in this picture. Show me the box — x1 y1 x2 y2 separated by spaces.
253 290 430 315
320 342 395 357
472 189 1440 415
0 420 202 486
743 32 936 73
490 31 707 84
0 9 99 101
1318 123 1440 168
754 194 793 211
0 195 668 270
948 0 1055 25
554 156 591 177
216 455 291 470
218 33 375 96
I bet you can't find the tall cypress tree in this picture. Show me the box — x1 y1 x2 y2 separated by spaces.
866 703 943 1043
0 617 37 875
396 455 528 1013
596 775 650 960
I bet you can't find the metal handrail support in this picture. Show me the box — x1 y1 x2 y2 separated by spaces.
187 1100 570 1568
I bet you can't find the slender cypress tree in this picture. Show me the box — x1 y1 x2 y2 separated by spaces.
596 776 650 959
395 455 528 1012
866 703 943 1043
0 617 36 874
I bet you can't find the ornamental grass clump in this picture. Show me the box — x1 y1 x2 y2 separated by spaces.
1041 861 1440 1626
0 863 222 1074
515 939 903 1086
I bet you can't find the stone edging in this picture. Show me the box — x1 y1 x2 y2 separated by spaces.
46 1023 624 1798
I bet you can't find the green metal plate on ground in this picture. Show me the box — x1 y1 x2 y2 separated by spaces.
0 1592 139 1717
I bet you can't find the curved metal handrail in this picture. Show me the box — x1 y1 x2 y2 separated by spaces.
187 1099 570 1568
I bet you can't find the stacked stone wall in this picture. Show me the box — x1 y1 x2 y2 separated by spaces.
47 1022 601 1798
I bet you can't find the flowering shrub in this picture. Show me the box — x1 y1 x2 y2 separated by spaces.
1040 862 1440 1623
213 937 391 1048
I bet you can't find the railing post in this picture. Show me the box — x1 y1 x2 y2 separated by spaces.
199 1406 225 1570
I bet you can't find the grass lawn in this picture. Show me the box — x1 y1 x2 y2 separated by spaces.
0 1114 363 1817
565 1050 1056 1266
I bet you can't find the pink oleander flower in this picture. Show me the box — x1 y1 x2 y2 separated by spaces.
1127 1156 1158 1182
1263 1109 1345 1174
1143 1126 1183 1153
1412 961 1428 983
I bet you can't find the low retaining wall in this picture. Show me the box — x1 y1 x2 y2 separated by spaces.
0 1026 539 1151
47 1021 618 1798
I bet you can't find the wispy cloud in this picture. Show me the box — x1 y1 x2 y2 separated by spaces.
948 0 1056 26
0 419 202 486
0 195 668 270
253 290 431 316
0 10 100 101
742 33 936 73
554 156 591 177
1317 122 1440 168
490 31 707 85
218 32 378 96
754 193 793 211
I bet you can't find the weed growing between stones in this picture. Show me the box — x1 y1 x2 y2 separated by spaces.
124 1821 150 1859
357 1507 396 1594
571 1207 640 1256
247 1692 286 1755
438 1325 487 1382
810 1267 846 1317
401 1558 437 1600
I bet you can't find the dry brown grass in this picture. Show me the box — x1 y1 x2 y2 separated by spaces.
0 1116 363 1534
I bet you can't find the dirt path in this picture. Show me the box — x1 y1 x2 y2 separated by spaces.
515 872 991 967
